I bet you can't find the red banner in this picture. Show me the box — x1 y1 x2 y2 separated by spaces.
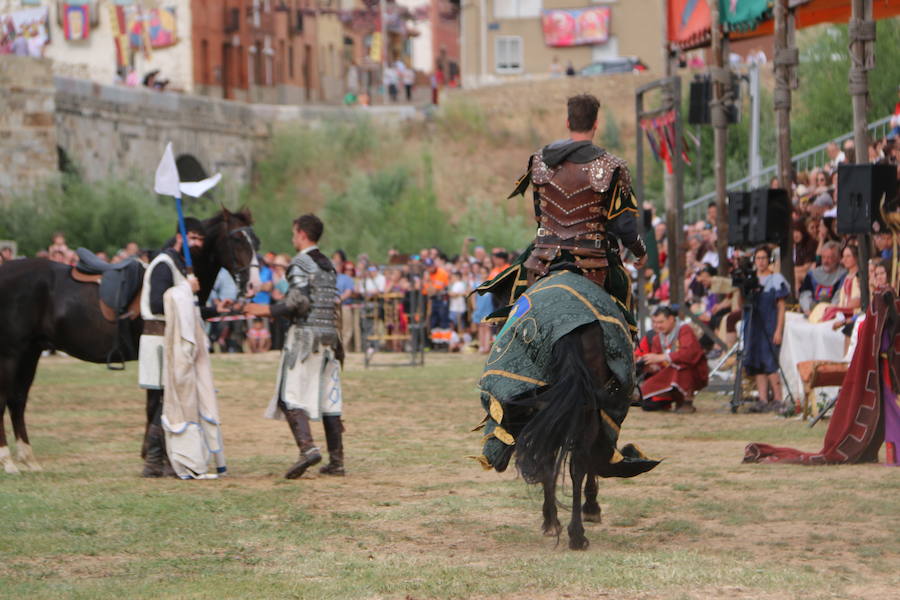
541 7 610 48
668 0 712 49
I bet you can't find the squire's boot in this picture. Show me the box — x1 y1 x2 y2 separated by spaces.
319 415 346 476
142 424 170 478
283 408 322 479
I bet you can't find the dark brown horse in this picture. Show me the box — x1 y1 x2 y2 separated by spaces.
0 208 260 474
491 320 659 550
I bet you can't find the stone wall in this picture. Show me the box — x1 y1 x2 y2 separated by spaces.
54 75 268 189
0 56 58 202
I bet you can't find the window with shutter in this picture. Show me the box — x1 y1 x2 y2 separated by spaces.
495 36 523 74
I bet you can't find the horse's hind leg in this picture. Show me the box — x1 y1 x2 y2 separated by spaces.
583 474 602 523
568 456 589 550
0 357 20 474
10 347 42 471
541 473 562 537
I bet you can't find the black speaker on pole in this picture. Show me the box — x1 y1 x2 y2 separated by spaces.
748 187 790 245
836 163 898 234
727 187 790 246
688 75 741 126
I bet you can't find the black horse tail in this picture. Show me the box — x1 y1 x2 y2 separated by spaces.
510 329 600 486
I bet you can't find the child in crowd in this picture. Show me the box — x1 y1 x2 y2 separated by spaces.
247 318 271 353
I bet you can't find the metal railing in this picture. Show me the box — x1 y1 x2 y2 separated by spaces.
682 115 895 224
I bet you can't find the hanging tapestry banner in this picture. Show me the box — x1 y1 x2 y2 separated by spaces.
63 4 90 41
667 0 711 49
718 0 772 32
0 6 50 56
541 7 610 48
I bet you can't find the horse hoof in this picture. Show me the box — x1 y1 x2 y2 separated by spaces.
542 521 562 537
2 461 20 475
583 510 602 523
569 536 590 551
16 444 42 472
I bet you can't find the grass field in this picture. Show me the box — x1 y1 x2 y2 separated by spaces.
2 351 899 600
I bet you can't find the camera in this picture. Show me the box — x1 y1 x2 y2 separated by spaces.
731 256 761 297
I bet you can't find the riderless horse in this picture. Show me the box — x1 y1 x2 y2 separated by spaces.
0 208 260 474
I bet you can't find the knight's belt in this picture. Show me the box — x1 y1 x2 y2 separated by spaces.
534 228 609 253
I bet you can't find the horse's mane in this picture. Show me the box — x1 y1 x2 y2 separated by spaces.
203 207 254 234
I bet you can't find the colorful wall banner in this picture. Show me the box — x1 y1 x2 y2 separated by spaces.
719 0 772 32
667 0 711 49
0 6 50 56
541 7 611 48
63 4 90 41
146 7 177 49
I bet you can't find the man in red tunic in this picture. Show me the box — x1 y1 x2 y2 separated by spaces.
635 306 709 413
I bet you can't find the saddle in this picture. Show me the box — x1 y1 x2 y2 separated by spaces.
72 248 145 322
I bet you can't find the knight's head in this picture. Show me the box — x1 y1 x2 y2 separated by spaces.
567 94 600 135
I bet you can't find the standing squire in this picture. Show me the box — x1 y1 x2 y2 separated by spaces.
245 214 346 479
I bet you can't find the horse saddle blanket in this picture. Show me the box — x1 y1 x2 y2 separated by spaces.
72 248 144 319
479 270 635 400
474 271 657 477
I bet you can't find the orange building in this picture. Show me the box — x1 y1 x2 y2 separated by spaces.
191 0 345 104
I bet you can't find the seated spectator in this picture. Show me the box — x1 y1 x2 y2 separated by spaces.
810 245 861 323
634 306 708 414
247 318 271 353
799 241 847 315
792 219 818 295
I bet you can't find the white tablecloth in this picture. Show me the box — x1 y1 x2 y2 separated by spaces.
778 311 846 401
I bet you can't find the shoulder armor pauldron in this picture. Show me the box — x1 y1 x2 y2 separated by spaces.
590 153 631 194
531 152 554 185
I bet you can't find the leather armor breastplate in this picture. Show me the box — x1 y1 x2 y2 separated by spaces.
526 150 630 287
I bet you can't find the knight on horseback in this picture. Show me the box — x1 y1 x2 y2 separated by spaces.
473 94 659 549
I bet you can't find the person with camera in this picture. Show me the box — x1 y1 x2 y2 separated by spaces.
634 306 709 414
740 246 790 413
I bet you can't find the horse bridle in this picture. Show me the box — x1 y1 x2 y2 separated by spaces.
224 225 259 298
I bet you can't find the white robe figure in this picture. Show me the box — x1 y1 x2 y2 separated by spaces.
161 281 226 479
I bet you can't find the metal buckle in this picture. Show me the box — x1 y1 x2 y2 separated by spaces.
537 227 549 237
594 237 603 249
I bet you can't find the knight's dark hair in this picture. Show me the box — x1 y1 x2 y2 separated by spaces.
178 217 204 235
653 305 677 318
293 214 324 242
567 94 600 132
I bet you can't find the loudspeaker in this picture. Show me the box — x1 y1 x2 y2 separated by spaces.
727 187 790 246
688 79 711 125
688 75 741 126
836 163 898 234
748 187 790 245
727 191 751 246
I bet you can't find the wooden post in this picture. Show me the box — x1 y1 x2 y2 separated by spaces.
774 0 796 294
850 0 874 308
709 0 729 274
673 76 686 310
635 89 648 335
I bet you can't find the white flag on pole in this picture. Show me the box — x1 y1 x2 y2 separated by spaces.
179 173 222 198
154 142 181 198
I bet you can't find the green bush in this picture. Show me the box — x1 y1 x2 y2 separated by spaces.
0 175 177 256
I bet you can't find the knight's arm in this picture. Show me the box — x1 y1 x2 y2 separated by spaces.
269 262 312 320
606 169 646 258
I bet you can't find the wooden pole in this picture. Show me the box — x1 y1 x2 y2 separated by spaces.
709 0 729 274
850 0 874 308
774 0 796 293
673 76 685 310
661 2 681 308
